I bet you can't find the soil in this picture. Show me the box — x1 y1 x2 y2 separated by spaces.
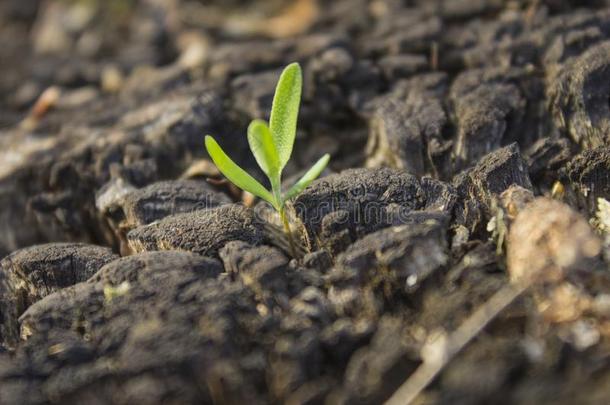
1 0 610 404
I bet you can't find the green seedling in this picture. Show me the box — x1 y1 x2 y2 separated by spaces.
205 63 330 256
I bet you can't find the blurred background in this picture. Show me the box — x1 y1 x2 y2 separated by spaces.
1 0 606 129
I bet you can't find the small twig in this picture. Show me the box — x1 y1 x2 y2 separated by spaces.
385 282 528 405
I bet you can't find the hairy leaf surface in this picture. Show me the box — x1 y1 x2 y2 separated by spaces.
269 63 302 170
205 136 275 205
285 154 330 201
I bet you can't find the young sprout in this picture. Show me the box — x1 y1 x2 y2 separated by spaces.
204 63 330 255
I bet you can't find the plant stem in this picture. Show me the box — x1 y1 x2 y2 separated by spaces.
280 206 297 259
270 174 297 258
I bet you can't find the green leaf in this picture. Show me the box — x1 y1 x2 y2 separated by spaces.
247 119 280 178
269 62 302 170
204 136 276 206
284 154 330 202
